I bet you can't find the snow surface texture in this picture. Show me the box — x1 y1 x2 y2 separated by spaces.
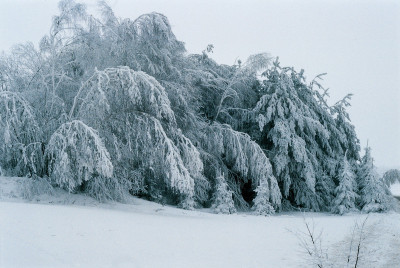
1 177 399 268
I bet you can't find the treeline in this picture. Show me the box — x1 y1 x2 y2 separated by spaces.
0 0 394 214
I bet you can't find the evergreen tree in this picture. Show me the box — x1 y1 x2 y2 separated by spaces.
253 179 275 215
332 95 360 162
250 60 361 211
314 173 336 211
253 61 330 210
212 174 236 214
331 153 359 215
358 146 392 213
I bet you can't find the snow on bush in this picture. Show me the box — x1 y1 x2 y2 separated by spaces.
19 175 55 200
46 120 113 193
212 174 236 214
253 179 276 215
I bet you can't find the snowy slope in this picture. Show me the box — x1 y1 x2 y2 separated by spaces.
1 177 399 268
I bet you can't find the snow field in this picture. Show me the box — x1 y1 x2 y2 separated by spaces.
1 177 399 268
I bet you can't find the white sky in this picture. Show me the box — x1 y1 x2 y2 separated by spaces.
0 0 399 168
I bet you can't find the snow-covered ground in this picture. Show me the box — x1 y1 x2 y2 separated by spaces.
1 177 399 268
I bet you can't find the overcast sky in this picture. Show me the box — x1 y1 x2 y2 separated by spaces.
0 0 399 168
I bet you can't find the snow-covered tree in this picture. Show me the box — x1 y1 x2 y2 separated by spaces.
0 91 43 176
331 94 360 162
249 60 362 211
358 146 392 213
203 123 281 210
74 67 201 207
252 61 330 210
382 169 400 187
307 77 359 209
71 2 186 80
182 52 268 127
331 154 359 215
46 120 113 194
314 173 336 211
212 53 272 124
253 179 276 215
212 174 236 214
174 131 210 205
0 0 368 213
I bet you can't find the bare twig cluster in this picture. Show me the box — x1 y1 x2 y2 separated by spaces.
294 215 370 268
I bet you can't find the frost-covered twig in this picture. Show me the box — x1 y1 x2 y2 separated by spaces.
353 216 369 268
295 216 327 268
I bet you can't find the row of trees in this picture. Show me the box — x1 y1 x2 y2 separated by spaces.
332 148 393 214
0 0 394 214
